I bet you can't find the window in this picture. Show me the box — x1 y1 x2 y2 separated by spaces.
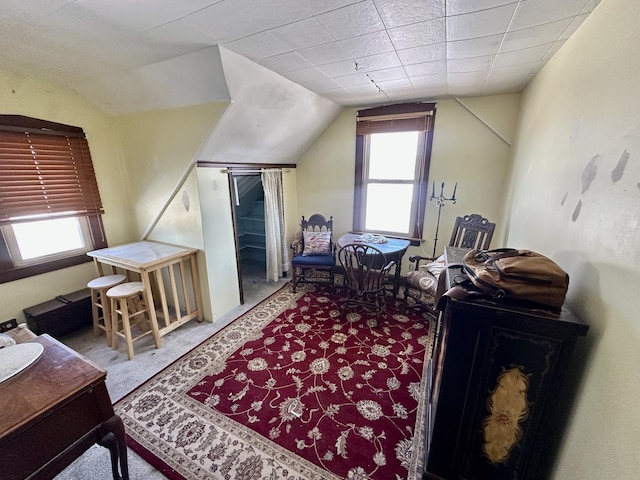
353 103 436 244
0 115 107 283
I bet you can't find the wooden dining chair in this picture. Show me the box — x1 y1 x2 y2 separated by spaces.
338 243 395 326
290 214 336 292
403 213 496 316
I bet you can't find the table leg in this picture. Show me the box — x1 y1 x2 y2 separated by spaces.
393 256 403 298
97 415 130 480
141 270 162 349
94 258 105 276
189 253 203 322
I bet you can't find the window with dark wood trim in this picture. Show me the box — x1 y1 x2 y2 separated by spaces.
353 102 436 245
0 115 107 283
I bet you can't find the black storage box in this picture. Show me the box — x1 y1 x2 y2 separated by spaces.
23 288 92 338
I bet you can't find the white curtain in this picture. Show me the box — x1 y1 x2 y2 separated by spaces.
261 169 290 282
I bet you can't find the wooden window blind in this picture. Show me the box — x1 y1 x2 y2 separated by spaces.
356 102 436 135
0 118 104 225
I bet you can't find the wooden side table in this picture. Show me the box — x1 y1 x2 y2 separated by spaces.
0 334 129 480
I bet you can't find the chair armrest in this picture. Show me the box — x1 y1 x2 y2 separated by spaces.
408 255 437 270
291 239 302 255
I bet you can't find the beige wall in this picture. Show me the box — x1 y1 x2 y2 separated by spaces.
296 109 357 237
296 94 520 273
196 167 240 322
0 70 131 323
114 103 228 322
504 0 640 478
114 103 228 239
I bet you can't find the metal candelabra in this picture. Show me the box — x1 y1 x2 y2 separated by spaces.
430 181 457 257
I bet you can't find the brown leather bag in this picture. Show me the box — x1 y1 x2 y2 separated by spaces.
462 248 569 308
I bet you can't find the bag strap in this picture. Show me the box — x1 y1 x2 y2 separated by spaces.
444 263 470 287
461 257 509 300
473 248 520 265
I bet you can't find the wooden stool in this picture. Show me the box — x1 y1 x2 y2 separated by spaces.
87 274 126 346
107 281 161 360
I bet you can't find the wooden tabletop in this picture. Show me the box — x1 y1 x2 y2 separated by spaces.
0 335 106 439
87 240 198 270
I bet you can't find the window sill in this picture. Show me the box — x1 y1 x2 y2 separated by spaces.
0 254 93 285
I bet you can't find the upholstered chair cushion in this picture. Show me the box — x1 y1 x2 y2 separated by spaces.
405 255 445 295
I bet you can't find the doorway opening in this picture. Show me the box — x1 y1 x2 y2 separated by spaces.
232 174 267 303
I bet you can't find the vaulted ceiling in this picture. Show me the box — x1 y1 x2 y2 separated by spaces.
1 0 600 115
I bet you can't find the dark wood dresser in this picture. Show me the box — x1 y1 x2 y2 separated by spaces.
0 333 129 480
424 247 589 480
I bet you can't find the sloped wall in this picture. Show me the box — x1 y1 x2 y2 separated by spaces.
198 47 342 164
114 102 229 239
503 0 640 477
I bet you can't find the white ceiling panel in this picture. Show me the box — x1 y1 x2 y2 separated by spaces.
374 0 445 28
270 18 334 50
227 32 291 61
338 31 395 58
297 43 349 66
334 73 372 87
368 67 409 82
67 0 218 34
283 67 329 83
501 18 575 52
260 52 312 73
397 43 447 65
404 60 447 76
447 34 504 59
375 78 413 91
411 73 447 86
448 55 495 73
298 0 363 16
316 1 386 41
0 0 600 113
348 83 382 94
204 0 311 34
284 67 327 84
510 0 597 30
446 4 518 41
304 78 342 92
445 0 518 16
494 44 553 68
387 18 446 50
413 85 448 99
354 51 403 71
485 62 538 85
317 60 362 78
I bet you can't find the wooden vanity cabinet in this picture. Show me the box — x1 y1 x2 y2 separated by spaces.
424 247 588 480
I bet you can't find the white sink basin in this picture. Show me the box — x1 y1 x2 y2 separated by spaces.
0 343 44 384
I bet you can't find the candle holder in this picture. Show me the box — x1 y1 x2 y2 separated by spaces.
430 181 457 257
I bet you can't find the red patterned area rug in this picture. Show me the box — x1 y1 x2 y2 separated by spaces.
115 283 434 480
